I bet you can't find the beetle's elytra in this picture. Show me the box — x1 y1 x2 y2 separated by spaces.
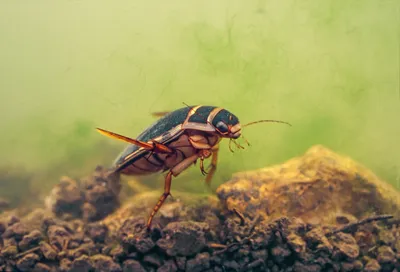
97 105 290 229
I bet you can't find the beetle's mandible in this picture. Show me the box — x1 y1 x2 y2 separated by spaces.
96 105 290 229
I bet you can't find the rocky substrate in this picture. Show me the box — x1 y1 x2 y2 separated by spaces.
0 210 399 272
0 145 399 271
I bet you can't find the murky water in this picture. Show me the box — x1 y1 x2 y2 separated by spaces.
0 1 399 271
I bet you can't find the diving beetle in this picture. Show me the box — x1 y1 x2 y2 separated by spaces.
96 105 290 229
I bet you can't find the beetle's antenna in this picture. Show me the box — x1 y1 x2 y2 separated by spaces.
242 119 292 127
182 102 191 108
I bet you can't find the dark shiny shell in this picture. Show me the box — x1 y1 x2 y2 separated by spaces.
112 105 238 174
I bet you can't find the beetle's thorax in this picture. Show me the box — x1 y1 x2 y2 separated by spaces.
181 106 241 139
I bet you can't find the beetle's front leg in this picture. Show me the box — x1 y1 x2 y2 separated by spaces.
146 153 200 230
199 149 212 176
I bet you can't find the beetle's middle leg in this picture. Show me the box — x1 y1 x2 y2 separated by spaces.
205 144 219 187
146 153 200 230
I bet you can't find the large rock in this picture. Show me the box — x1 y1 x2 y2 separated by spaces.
216 145 400 225
101 188 220 236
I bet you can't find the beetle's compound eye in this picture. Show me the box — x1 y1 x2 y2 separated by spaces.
216 121 229 134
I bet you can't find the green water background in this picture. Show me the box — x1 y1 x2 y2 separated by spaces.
0 0 399 205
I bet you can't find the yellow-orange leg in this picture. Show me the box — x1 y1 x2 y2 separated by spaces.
146 171 172 229
205 145 219 187
146 154 199 230
199 149 212 176
200 158 207 175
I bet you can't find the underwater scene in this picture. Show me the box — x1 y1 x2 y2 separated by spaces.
0 1 399 271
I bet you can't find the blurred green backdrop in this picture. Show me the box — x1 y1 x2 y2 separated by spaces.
0 0 399 201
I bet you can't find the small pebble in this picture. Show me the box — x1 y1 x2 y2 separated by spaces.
123 260 146 272
186 253 211 272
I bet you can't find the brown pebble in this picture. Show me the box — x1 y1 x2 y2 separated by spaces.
305 227 333 253
222 260 239 271
157 260 178 272
2 222 29 241
251 249 268 261
271 245 291 263
341 262 355 272
353 260 363 270
118 218 155 254
33 263 53 272
59 258 72 272
123 260 146 272
157 221 209 257
395 240 400 253
288 217 308 233
175 256 186 270
1 237 18 257
186 253 211 272
287 232 306 253
364 259 381 272
335 232 357 244
143 253 163 268
378 229 395 245
16 253 40 272
377 245 395 264
39 241 58 261
334 242 359 260
246 259 265 270
19 230 43 251
91 254 122 272
41 217 57 233
85 223 108 243
110 245 126 262
70 255 94 272
293 261 322 272
1 244 18 257
47 225 71 251
126 252 139 260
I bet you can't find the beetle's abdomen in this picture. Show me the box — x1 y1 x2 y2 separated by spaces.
119 134 198 176
119 152 165 176
158 134 198 170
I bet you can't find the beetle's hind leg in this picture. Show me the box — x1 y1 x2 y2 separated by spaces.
96 128 174 154
146 171 173 229
146 153 200 230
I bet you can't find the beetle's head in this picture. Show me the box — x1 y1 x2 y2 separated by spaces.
210 107 292 153
211 109 241 139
